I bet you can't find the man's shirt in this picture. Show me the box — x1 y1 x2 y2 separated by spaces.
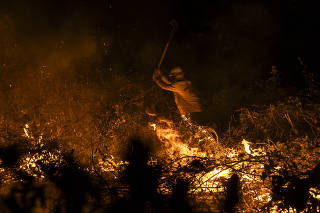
154 77 201 115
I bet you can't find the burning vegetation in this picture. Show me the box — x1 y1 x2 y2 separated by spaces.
1 1 320 212
0 63 320 212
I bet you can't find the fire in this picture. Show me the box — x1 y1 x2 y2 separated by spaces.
242 139 251 154
23 123 32 138
150 123 157 131
6 106 316 212
197 168 232 191
310 187 320 199
97 154 128 173
149 117 230 192
146 114 281 211
149 119 207 158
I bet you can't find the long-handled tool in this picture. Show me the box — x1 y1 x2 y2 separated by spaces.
156 20 179 70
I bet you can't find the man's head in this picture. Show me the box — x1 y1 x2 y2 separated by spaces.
169 67 184 80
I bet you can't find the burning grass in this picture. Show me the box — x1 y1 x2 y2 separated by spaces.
0 65 320 212
1 94 320 212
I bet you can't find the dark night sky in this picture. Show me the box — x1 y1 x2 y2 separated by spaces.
1 0 319 125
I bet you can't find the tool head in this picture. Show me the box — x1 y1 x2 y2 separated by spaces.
170 19 179 30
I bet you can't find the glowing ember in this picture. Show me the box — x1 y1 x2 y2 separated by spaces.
198 168 231 187
97 154 128 173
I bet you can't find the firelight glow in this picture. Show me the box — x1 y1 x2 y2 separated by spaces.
242 139 252 154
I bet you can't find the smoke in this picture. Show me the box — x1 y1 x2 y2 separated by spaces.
0 0 313 127
0 0 102 78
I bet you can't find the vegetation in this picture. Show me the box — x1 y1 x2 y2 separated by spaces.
1 6 320 211
0 55 320 212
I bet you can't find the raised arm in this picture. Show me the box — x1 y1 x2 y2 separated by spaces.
152 69 176 91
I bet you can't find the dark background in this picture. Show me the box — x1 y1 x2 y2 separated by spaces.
0 0 319 126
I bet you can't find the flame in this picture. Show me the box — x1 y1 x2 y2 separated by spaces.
310 187 320 199
149 119 207 158
201 168 231 182
150 123 157 131
149 117 233 194
23 123 31 138
242 139 251 154
147 115 280 212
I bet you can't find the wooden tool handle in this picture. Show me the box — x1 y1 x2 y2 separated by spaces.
157 20 179 70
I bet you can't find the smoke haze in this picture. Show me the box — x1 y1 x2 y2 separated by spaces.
0 0 318 126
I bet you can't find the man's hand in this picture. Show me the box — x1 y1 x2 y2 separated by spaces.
152 68 161 81
155 68 161 75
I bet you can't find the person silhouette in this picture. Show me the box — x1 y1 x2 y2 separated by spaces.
152 67 201 118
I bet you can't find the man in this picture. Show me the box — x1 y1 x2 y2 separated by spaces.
152 67 201 117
